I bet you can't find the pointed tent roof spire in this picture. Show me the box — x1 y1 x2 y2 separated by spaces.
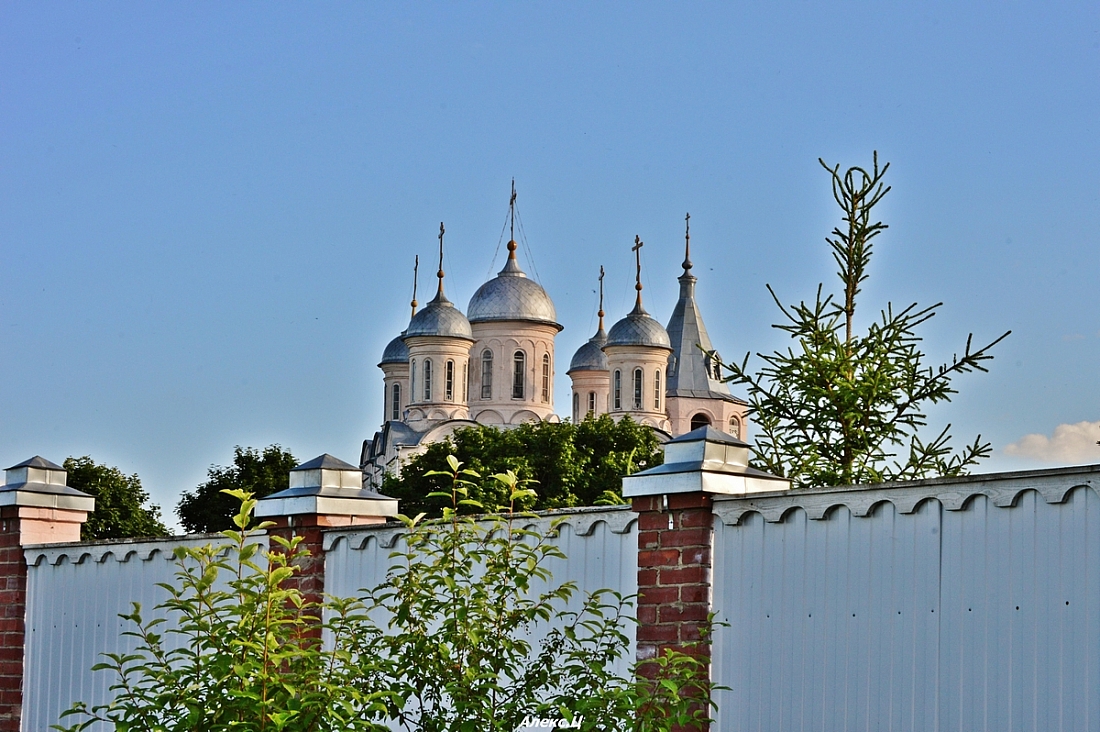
664 218 741 403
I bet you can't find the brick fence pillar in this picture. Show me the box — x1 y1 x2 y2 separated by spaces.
0 519 27 732
256 454 398 607
633 493 714 665
624 427 790 731
263 513 330 607
0 457 93 732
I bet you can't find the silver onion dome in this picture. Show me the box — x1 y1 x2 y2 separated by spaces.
379 333 410 365
404 293 473 340
606 302 672 349
467 245 562 331
568 327 609 373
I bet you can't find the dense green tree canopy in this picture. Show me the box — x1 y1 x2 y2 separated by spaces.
176 445 297 533
719 154 1009 489
64 456 169 541
382 414 663 518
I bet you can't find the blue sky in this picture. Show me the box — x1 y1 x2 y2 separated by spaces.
3 2 1098 528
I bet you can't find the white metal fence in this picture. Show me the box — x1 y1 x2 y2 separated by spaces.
18 468 1100 732
22 536 220 731
22 507 638 731
710 469 1100 732
324 505 639 672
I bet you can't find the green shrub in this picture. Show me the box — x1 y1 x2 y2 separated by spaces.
56 490 391 731
60 462 716 731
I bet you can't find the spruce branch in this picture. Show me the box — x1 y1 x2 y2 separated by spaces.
716 153 1008 489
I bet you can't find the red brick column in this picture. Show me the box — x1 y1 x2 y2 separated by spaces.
0 512 27 732
265 514 329 608
0 504 91 731
633 493 714 731
265 511 387 624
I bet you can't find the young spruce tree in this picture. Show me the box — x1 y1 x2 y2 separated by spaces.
720 153 1009 488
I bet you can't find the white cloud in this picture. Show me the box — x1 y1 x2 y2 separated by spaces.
1004 421 1100 464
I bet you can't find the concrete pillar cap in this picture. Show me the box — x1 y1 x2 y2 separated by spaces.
255 454 399 519
1 456 95 511
622 427 790 498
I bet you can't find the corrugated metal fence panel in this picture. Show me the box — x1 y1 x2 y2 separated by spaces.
712 485 1100 732
324 508 639 668
938 488 1100 731
22 536 239 732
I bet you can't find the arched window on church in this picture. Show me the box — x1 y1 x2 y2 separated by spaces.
391 383 401 421
410 360 416 402
632 368 643 410
463 362 468 402
481 350 493 399
572 392 580 423
512 351 526 399
588 391 596 416
541 354 551 403
729 415 742 440
653 369 662 410
423 359 432 402
445 360 455 402
613 370 622 410
690 412 712 431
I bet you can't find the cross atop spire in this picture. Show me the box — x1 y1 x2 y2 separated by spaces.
632 235 645 307
410 255 419 318
507 179 518 260
682 212 693 272
598 265 605 331
436 222 446 296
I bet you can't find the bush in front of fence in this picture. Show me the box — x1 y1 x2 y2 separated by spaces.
56 457 715 732
55 489 393 731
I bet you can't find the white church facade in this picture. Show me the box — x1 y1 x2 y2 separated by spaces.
361 212 747 488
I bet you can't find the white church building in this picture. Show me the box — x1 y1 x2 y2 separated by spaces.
361 209 747 488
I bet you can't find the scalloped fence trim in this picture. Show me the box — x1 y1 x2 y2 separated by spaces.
712 468 1098 526
323 505 636 553
24 535 246 567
